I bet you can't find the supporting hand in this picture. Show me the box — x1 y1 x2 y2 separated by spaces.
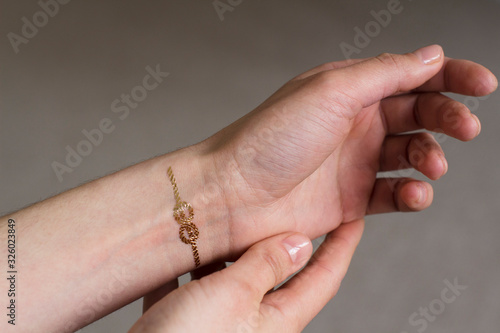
131 220 364 333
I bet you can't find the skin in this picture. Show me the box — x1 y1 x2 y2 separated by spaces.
0 45 497 332
137 45 498 331
132 221 364 333
180 45 496 260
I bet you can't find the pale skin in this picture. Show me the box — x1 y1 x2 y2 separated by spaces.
0 45 497 332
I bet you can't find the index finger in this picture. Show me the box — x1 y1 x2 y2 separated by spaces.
413 57 498 96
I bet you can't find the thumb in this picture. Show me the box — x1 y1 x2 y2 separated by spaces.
221 232 312 299
309 44 444 117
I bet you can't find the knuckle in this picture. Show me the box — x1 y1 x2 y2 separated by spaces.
443 99 466 114
375 52 410 91
411 132 438 151
233 278 261 304
308 71 362 118
440 99 465 129
376 52 399 66
309 256 342 292
309 70 336 92
376 52 407 72
261 248 289 287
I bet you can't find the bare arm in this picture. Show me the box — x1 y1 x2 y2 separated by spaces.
1 45 496 333
0 146 229 332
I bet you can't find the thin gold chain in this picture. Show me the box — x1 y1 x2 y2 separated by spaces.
167 167 181 204
167 166 201 267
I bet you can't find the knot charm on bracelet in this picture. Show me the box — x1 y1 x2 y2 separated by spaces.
167 167 201 267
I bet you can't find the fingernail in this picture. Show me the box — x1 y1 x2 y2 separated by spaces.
283 234 311 264
471 114 481 137
415 183 427 204
439 153 448 177
413 45 443 65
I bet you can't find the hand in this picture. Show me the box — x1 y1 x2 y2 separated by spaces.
130 220 364 333
12 45 496 333
194 45 497 254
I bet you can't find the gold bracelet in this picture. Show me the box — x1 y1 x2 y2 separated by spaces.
167 166 201 267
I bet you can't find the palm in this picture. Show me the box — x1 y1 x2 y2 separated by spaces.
224 101 385 246
270 103 385 235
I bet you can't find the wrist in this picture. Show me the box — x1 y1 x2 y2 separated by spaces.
152 145 231 269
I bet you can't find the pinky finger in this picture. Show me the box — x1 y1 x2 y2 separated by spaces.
366 178 434 215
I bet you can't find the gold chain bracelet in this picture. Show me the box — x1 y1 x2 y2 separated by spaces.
167 167 201 267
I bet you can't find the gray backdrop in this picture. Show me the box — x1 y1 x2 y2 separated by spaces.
1 0 499 332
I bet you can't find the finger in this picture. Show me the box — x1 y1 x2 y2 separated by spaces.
220 232 312 299
142 278 179 313
305 45 445 118
413 58 498 96
292 58 367 81
190 261 226 281
261 219 364 332
380 133 448 180
381 92 481 141
366 178 434 215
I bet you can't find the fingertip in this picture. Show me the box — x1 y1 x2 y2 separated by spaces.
418 150 448 181
439 100 481 141
451 108 481 142
431 151 448 180
401 181 433 210
401 181 422 206
462 61 499 96
477 69 498 96
412 44 444 65
407 133 447 180
441 154 449 177
227 232 313 298
282 233 312 267
458 113 482 141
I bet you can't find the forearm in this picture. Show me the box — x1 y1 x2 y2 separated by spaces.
0 145 229 332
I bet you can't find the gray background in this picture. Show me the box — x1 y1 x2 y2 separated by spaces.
1 0 499 332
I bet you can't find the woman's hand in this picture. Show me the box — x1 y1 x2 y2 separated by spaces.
195 45 497 255
130 220 364 333
4 45 496 332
